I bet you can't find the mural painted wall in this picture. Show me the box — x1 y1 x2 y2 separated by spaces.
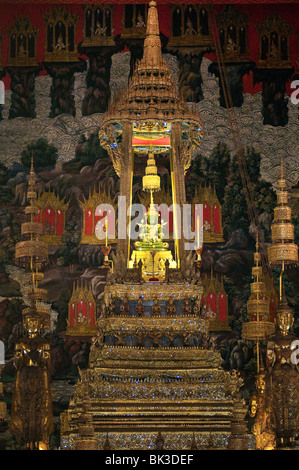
0 1 298 187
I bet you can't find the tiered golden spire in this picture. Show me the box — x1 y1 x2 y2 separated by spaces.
268 158 298 300
247 236 270 324
242 235 275 369
101 0 202 126
142 151 160 192
10 158 53 451
15 157 50 330
265 158 298 341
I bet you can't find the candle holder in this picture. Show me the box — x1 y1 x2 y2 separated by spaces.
195 246 203 269
101 245 111 267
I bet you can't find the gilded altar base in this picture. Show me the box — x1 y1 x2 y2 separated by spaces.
61 431 232 451
103 282 203 303
60 331 246 449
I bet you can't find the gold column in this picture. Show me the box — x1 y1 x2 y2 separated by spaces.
170 121 186 270
117 122 133 266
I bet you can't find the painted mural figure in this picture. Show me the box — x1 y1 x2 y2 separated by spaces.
203 220 211 232
55 34 65 51
206 303 216 319
227 36 237 53
185 19 196 36
269 32 279 58
18 36 26 57
77 311 87 323
95 21 107 37
43 220 54 235
136 12 145 28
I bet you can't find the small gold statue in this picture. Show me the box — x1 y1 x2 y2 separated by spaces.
152 297 161 316
135 297 144 317
10 313 54 450
265 295 299 447
193 298 201 315
182 298 192 315
120 298 130 316
250 364 276 450
166 298 176 315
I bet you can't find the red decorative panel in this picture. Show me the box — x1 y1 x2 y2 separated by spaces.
56 208 64 236
168 209 173 234
269 298 276 322
213 204 220 234
85 208 93 236
218 291 227 322
70 301 75 327
88 302 95 327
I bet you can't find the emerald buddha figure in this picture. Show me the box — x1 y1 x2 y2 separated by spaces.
135 202 169 252
129 194 176 280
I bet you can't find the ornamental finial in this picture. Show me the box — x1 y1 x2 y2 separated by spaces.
143 0 162 67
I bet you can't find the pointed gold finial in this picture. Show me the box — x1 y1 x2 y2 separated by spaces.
280 156 284 179
278 156 286 191
242 229 275 343
30 152 34 175
254 232 261 270
142 0 162 68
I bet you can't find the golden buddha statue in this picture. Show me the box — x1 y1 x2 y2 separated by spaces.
251 364 276 450
166 298 176 315
120 298 130 316
135 297 144 317
152 297 161 316
10 313 54 450
265 294 299 447
193 298 202 317
182 298 192 315
155 431 165 449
